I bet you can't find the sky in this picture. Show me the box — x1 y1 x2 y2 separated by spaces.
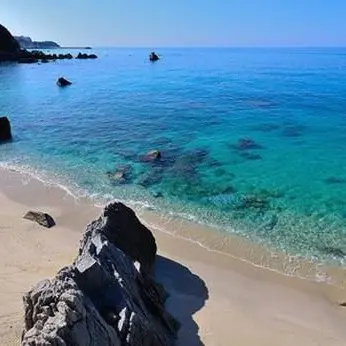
0 0 345 47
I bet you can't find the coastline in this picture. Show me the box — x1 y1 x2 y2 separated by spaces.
1 167 346 344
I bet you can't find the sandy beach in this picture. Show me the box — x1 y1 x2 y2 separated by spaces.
1 168 346 346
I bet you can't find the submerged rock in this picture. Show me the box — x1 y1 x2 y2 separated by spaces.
320 246 346 258
281 124 305 138
233 138 262 150
21 202 178 345
239 152 262 160
138 167 164 187
237 194 269 211
107 165 132 184
149 52 159 62
152 191 163 198
141 149 162 162
0 116 12 142
324 177 346 185
57 77 72 87
23 211 56 228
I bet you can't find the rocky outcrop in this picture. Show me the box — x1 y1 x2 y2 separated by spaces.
149 52 159 62
57 77 72 87
21 202 178 345
0 116 12 142
76 52 98 59
0 24 96 64
23 211 56 228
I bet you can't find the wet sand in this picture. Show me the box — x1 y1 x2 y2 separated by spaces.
1 168 346 345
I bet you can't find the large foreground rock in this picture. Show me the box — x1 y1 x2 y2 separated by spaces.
0 116 12 142
21 202 178 346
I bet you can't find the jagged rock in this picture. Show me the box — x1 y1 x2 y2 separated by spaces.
57 77 72 87
23 211 56 228
0 116 12 142
149 52 159 62
21 203 178 345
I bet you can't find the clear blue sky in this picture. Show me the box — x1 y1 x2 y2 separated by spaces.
0 0 345 47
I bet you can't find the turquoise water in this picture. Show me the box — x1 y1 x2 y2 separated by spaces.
1 47 346 265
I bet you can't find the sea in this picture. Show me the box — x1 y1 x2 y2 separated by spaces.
1 47 346 281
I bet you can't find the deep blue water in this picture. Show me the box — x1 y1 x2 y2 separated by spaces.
1 47 346 264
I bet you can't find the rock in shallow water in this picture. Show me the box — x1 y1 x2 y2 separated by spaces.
23 211 56 228
21 202 178 346
0 116 12 142
149 52 159 62
232 138 263 151
140 149 162 162
57 77 72 87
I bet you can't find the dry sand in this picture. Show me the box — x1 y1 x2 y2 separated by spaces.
1 168 346 346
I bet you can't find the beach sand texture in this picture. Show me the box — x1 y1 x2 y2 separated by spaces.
1 168 346 346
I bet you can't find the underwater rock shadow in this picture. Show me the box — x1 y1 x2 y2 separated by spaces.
155 255 209 346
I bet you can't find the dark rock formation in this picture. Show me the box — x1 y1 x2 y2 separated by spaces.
21 203 178 345
0 24 20 61
14 36 60 49
18 57 39 64
1 24 96 64
141 150 162 162
149 52 159 62
76 52 98 59
0 116 12 142
57 77 72 87
23 211 56 228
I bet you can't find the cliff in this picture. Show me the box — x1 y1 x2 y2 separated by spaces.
0 24 20 61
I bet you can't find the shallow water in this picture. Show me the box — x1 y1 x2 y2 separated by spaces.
1 47 346 267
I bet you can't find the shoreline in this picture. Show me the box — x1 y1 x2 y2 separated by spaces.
2 164 346 289
1 167 346 344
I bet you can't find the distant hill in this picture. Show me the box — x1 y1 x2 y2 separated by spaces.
14 36 60 49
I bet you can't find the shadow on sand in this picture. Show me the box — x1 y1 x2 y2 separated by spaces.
155 255 209 346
